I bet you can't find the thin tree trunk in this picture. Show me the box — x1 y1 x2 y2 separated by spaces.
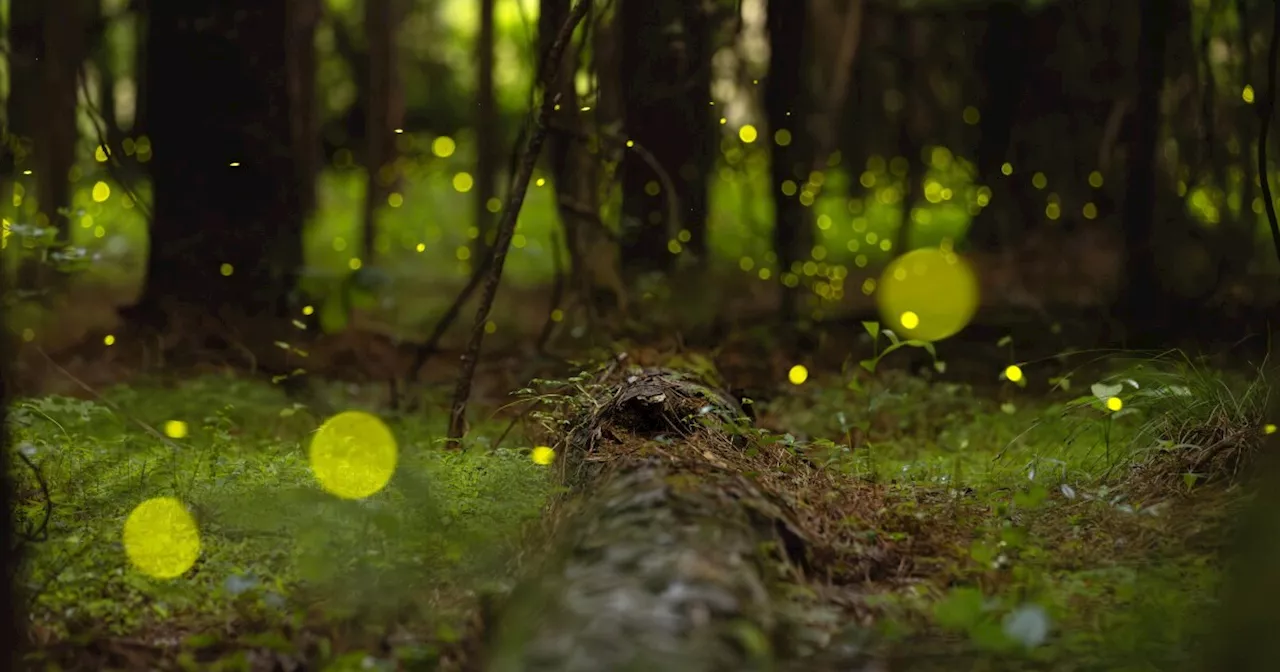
288 0 321 219
1118 0 1173 340
362 0 402 265
766 0 813 321
474 0 500 257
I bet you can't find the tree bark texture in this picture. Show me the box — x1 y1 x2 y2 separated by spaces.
138 0 310 322
484 363 885 671
618 0 715 280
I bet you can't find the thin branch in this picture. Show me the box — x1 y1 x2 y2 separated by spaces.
536 228 567 354
446 0 593 446
1258 0 1280 264
77 63 153 223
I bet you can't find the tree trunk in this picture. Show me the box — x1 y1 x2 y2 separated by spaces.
474 0 500 257
766 0 813 321
135 0 307 324
965 1 1029 253
618 0 714 281
362 0 404 264
288 0 321 219
0 305 18 672
1117 0 1173 341
484 365 856 671
9 0 89 293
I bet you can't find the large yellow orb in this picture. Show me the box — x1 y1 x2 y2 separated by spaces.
309 410 399 499
875 247 979 342
123 497 201 579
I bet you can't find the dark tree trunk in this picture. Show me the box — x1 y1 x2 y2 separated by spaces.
474 0 500 256
618 0 714 280
1117 0 1173 340
965 1 1029 253
2 0 41 222
0 313 17 672
362 0 403 263
136 0 307 322
765 0 813 320
9 0 89 292
287 0 321 219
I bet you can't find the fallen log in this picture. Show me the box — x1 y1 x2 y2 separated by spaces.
482 358 883 671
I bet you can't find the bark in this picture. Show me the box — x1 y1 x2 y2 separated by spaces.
474 0 500 256
362 0 404 263
135 0 307 323
484 367 816 671
965 1 1029 253
0 285 18 672
618 0 714 280
1117 0 1173 340
766 0 813 320
288 0 322 219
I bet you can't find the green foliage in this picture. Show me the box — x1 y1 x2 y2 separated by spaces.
9 375 553 665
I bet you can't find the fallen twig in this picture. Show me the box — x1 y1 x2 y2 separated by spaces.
446 0 593 446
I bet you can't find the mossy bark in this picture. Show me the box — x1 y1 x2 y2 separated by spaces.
482 365 872 671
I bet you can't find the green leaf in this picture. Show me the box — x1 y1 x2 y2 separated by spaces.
996 335 1013 347
859 358 878 373
1183 472 1200 490
1013 484 1049 509
862 321 880 341
1091 382 1124 401
884 329 901 346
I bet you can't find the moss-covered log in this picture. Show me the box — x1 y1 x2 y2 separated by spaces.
483 361 880 671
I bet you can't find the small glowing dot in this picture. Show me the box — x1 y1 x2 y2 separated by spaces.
92 181 111 202
220 263 234 276
416 243 426 252
453 172 474 193
302 305 315 316
551 309 564 322
309 411 399 499
531 446 556 465
348 258 362 271
484 320 497 334
95 146 109 162
900 311 920 329
387 192 404 208
738 125 759 143
1005 364 1023 382
788 365 809 385
1243 85 1256 104
962 106 981 124
1105 397 1123 412
394 128 404 134
456 246 471 261
626 140 635 148
122 497 201 579
229 161 241 167
486 197 502 213
164 420 189 439
1083 202 1098 219
432 136 456 158
21 328 35 342
645 181 661 196
1032 172 1048 189
775 129 793 146
103 334 116 346
1088 171 1104 188
1262 423 1276 435
536 177 546 187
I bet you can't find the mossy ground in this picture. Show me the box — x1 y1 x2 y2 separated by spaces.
8 341 1266 670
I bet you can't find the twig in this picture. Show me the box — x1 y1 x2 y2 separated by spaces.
446 0 592 446
405 248 494 384
1259 0 1280 264
77 63 153 222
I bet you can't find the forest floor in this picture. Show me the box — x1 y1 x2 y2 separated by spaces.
6 328 1272 671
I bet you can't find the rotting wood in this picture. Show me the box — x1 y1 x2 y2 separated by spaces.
482 357 887 671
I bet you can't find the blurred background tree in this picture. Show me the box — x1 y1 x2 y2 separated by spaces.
2 0 1279 360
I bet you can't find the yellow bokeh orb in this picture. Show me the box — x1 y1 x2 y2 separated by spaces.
122 497 201 579
1105 396 1123 412
1264 423 1277 435
1005 365 1024 383
164 420 188 439
531 446 556 465
876 247 979 342
309 411 398 499
788 365 809 385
